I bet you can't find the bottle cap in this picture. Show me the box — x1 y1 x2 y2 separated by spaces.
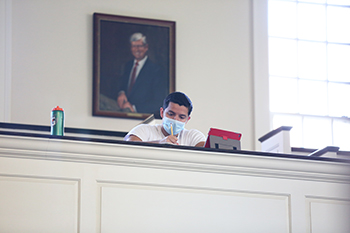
52 106 64 111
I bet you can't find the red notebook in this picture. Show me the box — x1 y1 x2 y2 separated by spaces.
204 128 242 148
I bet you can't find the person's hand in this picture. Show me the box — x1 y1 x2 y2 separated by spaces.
159 135 179 145
122 101 136 112
117 92 128 108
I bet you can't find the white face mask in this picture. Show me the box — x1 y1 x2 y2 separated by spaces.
162 116 186 135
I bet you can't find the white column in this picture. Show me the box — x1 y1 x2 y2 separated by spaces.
0 0 12 122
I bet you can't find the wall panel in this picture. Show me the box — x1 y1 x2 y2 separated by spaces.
98 181 290 233
306 196 350 233
0 175 79 233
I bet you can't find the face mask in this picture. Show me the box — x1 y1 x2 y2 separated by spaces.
162 116 186 135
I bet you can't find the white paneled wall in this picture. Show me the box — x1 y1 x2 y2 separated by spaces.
0 134 349 233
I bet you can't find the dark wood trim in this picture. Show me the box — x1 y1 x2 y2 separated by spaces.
1 123 349 164
258 126 292 142
0 122 128 138
292 147 316 154
308 146 340 157
338 150 350 156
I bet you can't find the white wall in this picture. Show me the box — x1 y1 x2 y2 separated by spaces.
0 0 11 121
1 134 349 232
0 0 262 150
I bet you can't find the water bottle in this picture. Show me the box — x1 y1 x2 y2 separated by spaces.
51 106 64 136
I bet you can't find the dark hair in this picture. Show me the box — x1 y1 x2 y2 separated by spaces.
163 92 193 116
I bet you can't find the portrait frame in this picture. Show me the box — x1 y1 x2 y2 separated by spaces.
93 13 176 120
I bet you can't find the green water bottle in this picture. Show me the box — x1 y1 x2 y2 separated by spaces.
51 106 64 136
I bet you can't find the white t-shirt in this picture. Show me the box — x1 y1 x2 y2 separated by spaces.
126 124 206 147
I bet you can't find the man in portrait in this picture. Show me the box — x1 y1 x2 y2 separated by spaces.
116 32 168 116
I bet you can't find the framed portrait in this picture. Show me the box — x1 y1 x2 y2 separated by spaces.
93 13 176 120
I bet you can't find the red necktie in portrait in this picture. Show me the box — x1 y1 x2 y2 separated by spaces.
128 61 139 93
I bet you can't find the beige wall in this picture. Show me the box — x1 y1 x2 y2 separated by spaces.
0 0 267 150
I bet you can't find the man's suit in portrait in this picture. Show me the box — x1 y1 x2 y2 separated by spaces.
119 58 168 115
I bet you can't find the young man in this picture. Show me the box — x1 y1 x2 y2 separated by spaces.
124 92 206 147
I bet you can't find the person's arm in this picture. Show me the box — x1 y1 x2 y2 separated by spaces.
125 134 179 145
121 101 136 112
187 129 206 147
125 134 142 142
117 92 136 112
195 141 205 147
117 92 128 109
